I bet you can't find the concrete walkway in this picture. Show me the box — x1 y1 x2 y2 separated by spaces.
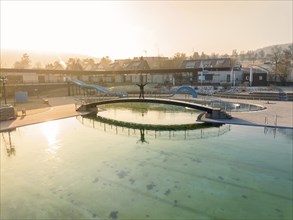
0 96 292 132
0 97 80 132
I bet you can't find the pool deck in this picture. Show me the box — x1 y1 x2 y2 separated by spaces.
199 97 293 129
0 97 80 132
0 96 292 132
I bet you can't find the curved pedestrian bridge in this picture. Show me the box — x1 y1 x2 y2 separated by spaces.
76 98 231 120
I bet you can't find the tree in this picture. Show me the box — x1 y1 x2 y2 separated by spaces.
220 53 229 58
66 58 83 70
53 61 64 70
99 56 112 70
82 58 97 70
45 60 66 70
239 51 245 61
45 63 54 70
172 52 187 68
210 53 219 59
270 46 283 70
276 48 292 83
34 62 42 69
258 49 265 61
246 50 257 63
268 45 292 83
231 49 238 60
14 53 31 69
191 52 200 59
200 52 208 59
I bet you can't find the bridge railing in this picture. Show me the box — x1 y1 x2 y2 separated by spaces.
76 115 231 140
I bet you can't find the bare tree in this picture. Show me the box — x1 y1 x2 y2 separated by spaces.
82 58 97 70
14 53 31 69
99 56 112 70
200 52 208 59
66 58 83 71
277 48 292 83
191 51 200 59
33 62 42 69
270 46 283 71
210 53 219 59
239 51 245 61
45 63 54 70
231 49 238 60
246 50 257 63
258 49 265 61
172 52 187 68
269 45 292 83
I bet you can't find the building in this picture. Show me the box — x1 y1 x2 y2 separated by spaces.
242 67 268 86
181 58 243 85
133 56 170 69
1 58 278 100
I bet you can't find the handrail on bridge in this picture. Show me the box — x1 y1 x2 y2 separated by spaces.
75 97 231 120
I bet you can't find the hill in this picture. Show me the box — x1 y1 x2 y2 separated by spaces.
254 43 292 54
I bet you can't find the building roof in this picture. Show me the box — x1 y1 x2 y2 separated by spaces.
181 58 232 69
242 67 268 74
109 62 124 71
125 59 150 70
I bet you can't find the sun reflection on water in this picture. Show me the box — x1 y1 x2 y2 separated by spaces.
41 120 60 154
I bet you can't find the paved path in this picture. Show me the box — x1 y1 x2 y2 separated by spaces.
0 96 292 132
0 97 80 132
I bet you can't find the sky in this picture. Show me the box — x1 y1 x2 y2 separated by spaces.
1 0 292 59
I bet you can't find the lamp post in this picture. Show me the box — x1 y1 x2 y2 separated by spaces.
231 65 235 87
0 75 8 105
200 61 204 86
201 66 204 86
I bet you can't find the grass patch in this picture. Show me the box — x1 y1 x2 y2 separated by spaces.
85 115 221 131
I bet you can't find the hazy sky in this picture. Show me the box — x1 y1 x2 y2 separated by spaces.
1 0 292 59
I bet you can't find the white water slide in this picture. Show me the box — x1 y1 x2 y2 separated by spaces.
69 79 128 97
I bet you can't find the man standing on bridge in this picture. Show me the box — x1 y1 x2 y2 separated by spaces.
136 82 148 99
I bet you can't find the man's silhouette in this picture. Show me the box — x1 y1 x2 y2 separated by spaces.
136 82 148 99
137 129 149 144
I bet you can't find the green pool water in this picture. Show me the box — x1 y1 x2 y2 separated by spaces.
1 105 292 220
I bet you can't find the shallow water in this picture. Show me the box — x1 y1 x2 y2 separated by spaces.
192 99 264 112
1 110 292 219
97 103 202 125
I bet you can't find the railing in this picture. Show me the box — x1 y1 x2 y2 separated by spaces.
76 115 231 141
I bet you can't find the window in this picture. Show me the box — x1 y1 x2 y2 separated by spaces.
227 74 231 82
217 59 225 64
203 61 212 67
185 61 196 68
205 74 213 80
203 61 212 65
